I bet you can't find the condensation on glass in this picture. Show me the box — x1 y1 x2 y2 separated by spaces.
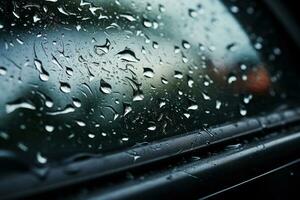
0 0 299 165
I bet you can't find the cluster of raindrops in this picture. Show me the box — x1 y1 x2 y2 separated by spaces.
0 0 290 165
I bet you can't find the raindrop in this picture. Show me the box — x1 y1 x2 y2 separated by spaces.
216 100 222 109
226 42 238 52
100 79 112 94
188 104 198 110
202 92 211 100
230 6 239 13
0 131 9 140
174 71 183 79
18 143 28 151
243 94 253 104
147 123 156 131
120 14 136 22
188 77 194 88
37 152 47 164
72 98 82 107
161 77 168 84
188 9 198 18
174 46 181 54
47 105 75 115
33 15 41 23
133 92 144 101
66 67 73 76
60 82 71 93
123 103 132 116
143 18 152 28
94 39 111 56
254 42 262 50
117 48 140 62
45 125 54 133
76 120 86 127
159 4 166 12
182 40 191 49
227 75 237 84
152 41 159 49
34 59 49 81
240 105 247 116
143 68 154 78
6 101 36 114
159 101 166 108
0 66 7 76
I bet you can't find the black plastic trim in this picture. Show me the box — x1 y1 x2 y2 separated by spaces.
1 107 300 199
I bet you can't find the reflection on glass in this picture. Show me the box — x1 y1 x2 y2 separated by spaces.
0 0 299 165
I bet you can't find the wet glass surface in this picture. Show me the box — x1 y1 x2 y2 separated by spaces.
0 0 299 165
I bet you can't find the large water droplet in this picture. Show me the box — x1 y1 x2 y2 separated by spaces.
45 125 55 133
60 82 71 93
37 152 47 164
0 66 7 76
117 48 140 62
34 59 49 81
6 101 36 114
182 40 191 49
100 79 112 94
72 98 82 107
94 39 111 56
143 68 154 78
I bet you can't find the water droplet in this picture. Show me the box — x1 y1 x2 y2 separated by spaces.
120 14 136 21
188 77 194 88
159 4 166 12
174 46 181 54
226 42 238 52
159 101 166 108
161 77 168 84
188 104 198 110
47 105 75 115
60 82 71 93
227 75 237 84
123 103 132 116
254 42 262 50
33 15 41 23
182 40 191 49
0 66 7 76
202 92 211 100
143 68 154 78
6 101 36 114
34 59 49 81
240 106 247 116
45 125 54 133
72 98 82 107
174 71 183 79
88 133 95 138
243 94 253 104
147 123 156 131
0 131 9 140
216 100 222 109
117 48 140 62
152 41 159 49
37 152 47 164
143 18 152 28
230 6 239 13
94 39 111 56
188 9 197 18
133 92 144 101
76 120 86 127
100 79 112 94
